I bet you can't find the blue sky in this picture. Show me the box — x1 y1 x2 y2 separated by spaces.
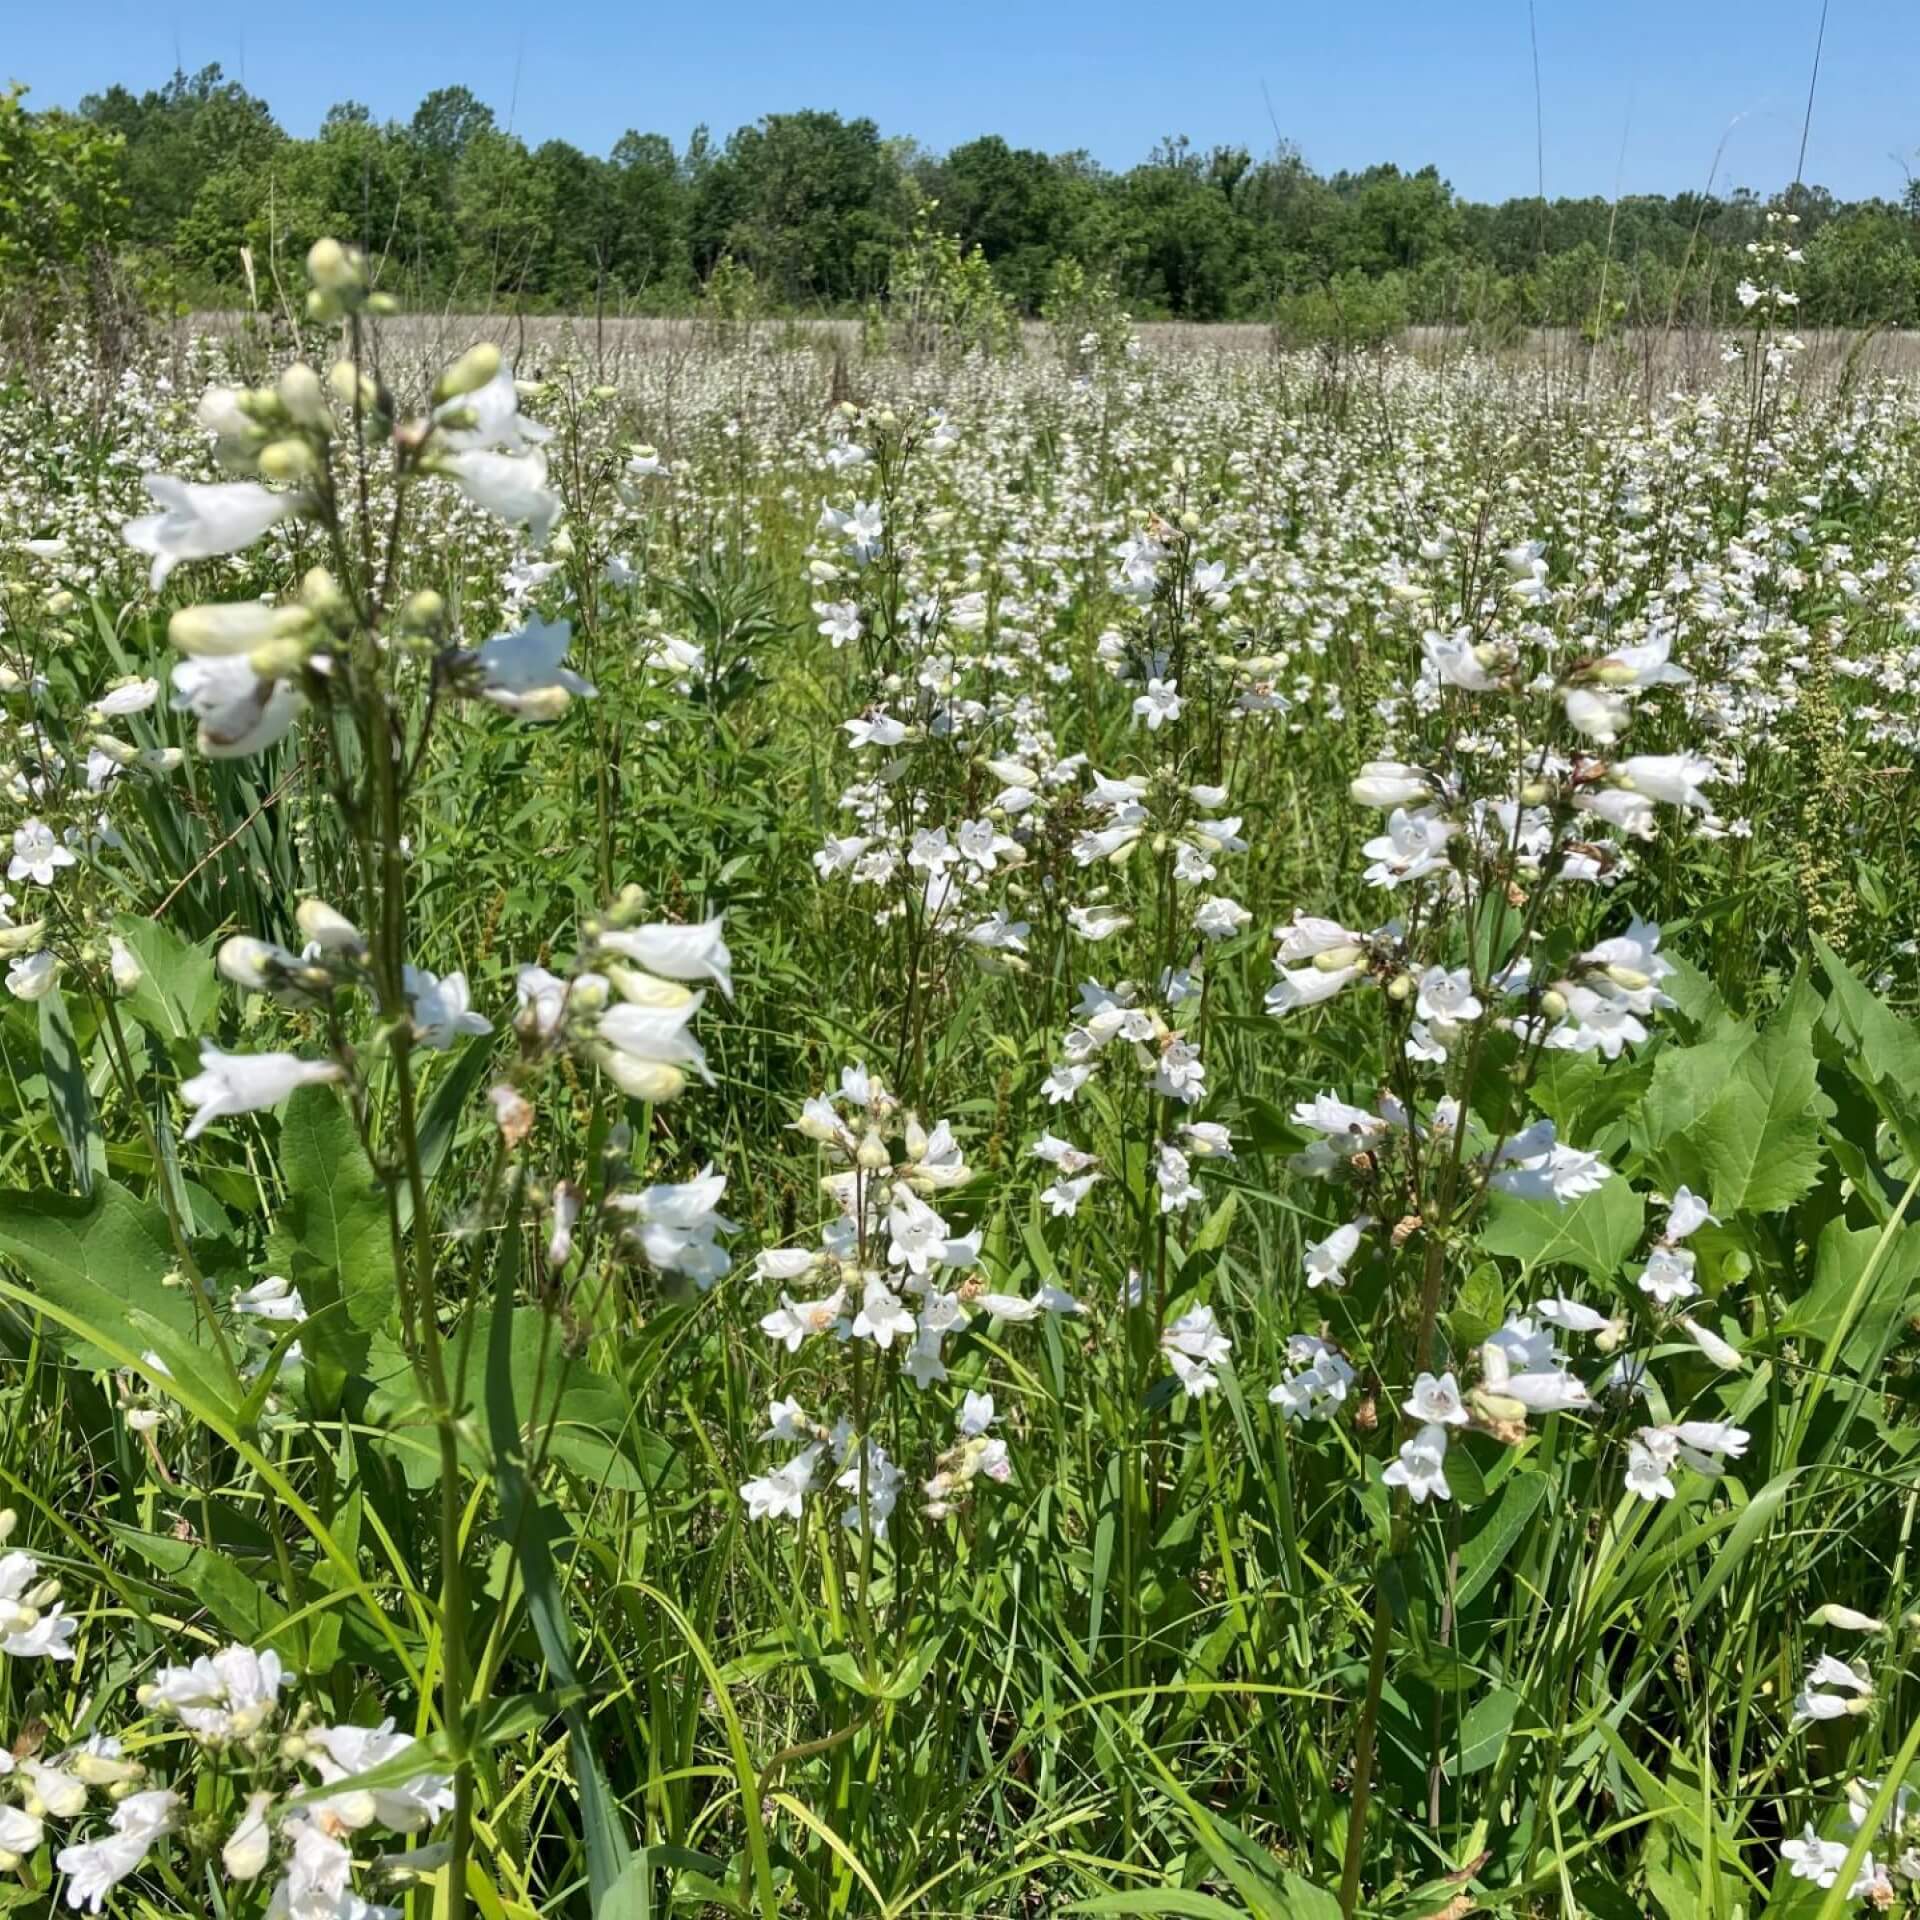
11 0 1918 202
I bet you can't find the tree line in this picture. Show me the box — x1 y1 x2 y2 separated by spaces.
13 66 1920 330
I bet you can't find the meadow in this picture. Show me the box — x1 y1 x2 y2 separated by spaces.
0 235 1916 1920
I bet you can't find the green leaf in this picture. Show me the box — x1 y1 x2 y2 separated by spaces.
269 1087 396 1333
1456 1469 1547 1608
397 1036 497 1234
1778 1215 1920 1368
107 1525 291 1647
1481 1173 1643 1280
1643 984 1833 1214
482 1201 635 1911
1066 1896 1246 1919
1453 1685 1519 1775
1815 937 1920 1161
0 1179 198 1368
111 914 217 1046
38 986 103 1196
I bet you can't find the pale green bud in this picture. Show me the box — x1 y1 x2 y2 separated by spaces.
306 237 366 295
258 438 318 484
435 342 501 403
276 363 330 429
401 590 446 633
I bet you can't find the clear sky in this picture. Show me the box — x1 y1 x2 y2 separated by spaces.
10 0 1919 203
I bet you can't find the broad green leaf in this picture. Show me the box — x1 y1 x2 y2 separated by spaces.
1481 1173 1643 1281
111 913 217 1046
1643 984 1832 1214
269 1086 396 1333
38 986 103 1196
1776 1215 1920 1364
0 1179 198 1367
107 1524 291 1647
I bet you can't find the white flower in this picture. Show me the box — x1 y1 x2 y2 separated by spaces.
1404 1371 1469 1427
1350 761 1433 808
170 656 303 758
1624 1429 1679 1501
851 1277 917 1351
1193 895 1251 941
958 1391 996 1436
1635 1245 1699 1306
595 917 733 998
24 1759 88 1817
1133 678 1183 730
1304 1218 1367 1290
435 363 552 454
442 448 563 544
108 937 143 994
1162 1305 1231 1396
1382 1423 1451 1503
1067 905 1133 942
122 476 295 590
405 968 492 1050
234 1276 307 1324
92 679 160 719
222 1792 275 1881
56 1789 178 1913
1415 966 1482 1026
596 995 711 1100
742 1445 822 1523
1664 1186 1717 1239
610 1165 733 1285
181 1045 343 1139
1793 1653 1873 1725
303 1720 454 1832
472 617 595 717
0 1802 43 1861
1677 1314 1744 1370
1613 753 1715 812
1779 1826 1847 1887
6 950 58 1001
759 1287 847 1351
1534 1293 1616 1336
9 821 75 887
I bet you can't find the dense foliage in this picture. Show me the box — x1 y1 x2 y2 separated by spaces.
0 233 1915 1920
10 69 1920 327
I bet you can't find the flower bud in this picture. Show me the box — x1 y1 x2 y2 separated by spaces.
296 900 364 954
248 635 315 679
1313 944 1364 971
595 1049 685 1102
109 937 143 994
1809 1604 1885 1634
1386 972 1414 1002
88 734 139 769
170 602 279 656
1540 987 1569 1020
258 438 318 484
401 589 446 634
329 360 375 411
301 567 349 623
435 342 501 403
1604 964 1651 992
276 363 330 429
306 237 366 295
367 291 401 316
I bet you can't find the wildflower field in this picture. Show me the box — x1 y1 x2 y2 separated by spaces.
0 239 1917 1920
